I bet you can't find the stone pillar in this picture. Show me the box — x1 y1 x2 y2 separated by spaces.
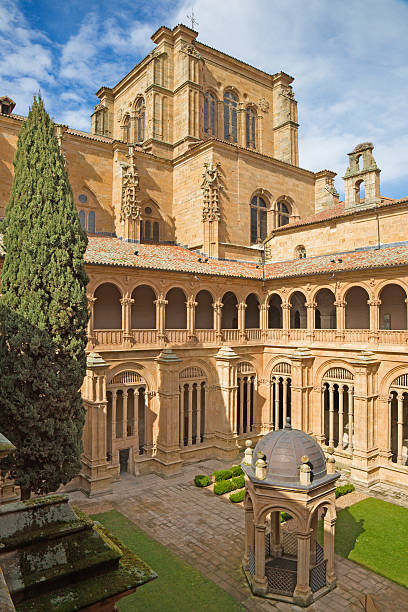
238 302 247 341
187 297 197 340
328 382 335 448
243 502 255 566
155 348 183 475
213 300 223 342
246 377 252 433
349 351 379 485
368 298 380 342
120 296 134 349
79 352 112 496
293 532 313 606
260 303 268 340
215 346 240 456
187 384 193 446
253 523 268 594
86 295 97 350
282 377 288 425
334 300 346 340
270 511 282 557
123 389 128 438
179 385 185 446
197 383 202 443
290 347 314 432
397 392 404 465
348 386 354 451
306 301 316 338
338 385 344 450
323 515 337 585
273 377 280 430
154 296 168 341
318 384 327 445
282 303 291 339
239 377 244 435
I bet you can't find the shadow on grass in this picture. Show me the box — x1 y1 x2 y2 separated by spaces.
318 508 365 558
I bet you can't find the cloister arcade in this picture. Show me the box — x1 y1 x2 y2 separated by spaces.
389 373 408 465
270 362 292 430
88 281 408 343
179 367 207 448
321 367 354 451
236 362 256 436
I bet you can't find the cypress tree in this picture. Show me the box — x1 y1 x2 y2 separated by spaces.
0 96 89 499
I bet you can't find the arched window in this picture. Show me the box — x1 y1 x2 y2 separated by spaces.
268 294 282 329
271 362 292 430
135 98 145 142
122 114 130 143
289 291 307 329
322 368 354 450
245 293 260 328
165 288 187 329
224 91 238 142
94 283 122 329
78 210 86 230
195 290 213 329
355 179 365 204
204 92 217 136
131 285 156 329
140 204 161 243
345 286 369 329
179 368 207 447
277 200 290 227
295 245 306 259
379 284 407 330
88 211 96 233
246 107 256 149
221 292 238 329
250 195 268 243
315 288 336 329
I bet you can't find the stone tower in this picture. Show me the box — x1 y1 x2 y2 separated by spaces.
343 142 380 209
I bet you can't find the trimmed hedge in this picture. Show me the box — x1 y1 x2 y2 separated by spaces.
230 465 244 477
194 474 210 488
212 469 233 482
229 489 245 503
335 483 355 499
214 475 245 496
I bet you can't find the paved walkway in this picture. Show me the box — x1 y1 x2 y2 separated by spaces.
69 461 408 612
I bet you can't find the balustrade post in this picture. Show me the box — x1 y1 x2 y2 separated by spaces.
348 386 354 451
334 300 345 340
238 302 247 341
397 392 404 464
213 300 223 341
368 298 380 342
120 296 134 348
187 297 197 340
86 295 97 349
306 300 316 338
338 385 344 450
328 382 335 447
154 296 168 341
282 302 291 339
188 384 193 446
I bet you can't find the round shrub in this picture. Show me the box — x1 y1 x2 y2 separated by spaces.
194 474 210 487
231 475 245 489
229 489 245 503
230 465 244 477
212 469 233 482
214 479 235 495
335 483 355 498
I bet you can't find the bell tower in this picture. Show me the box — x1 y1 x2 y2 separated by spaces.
343 142 381 209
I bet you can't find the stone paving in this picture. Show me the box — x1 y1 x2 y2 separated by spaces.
69 461 408 612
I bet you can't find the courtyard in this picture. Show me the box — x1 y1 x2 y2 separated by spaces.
69 461 408 611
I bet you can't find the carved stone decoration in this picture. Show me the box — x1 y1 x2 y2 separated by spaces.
180 42 203 61
258 97 269 113
201 161 221 257
119 146 142 241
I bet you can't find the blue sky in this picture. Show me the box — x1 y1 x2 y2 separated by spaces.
1 0 408 199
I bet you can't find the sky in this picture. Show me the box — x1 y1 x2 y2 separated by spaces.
1 0 408 199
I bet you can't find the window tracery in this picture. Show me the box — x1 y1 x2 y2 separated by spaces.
250 195 268 243
204 92 217 136
224 91 238 142
246 107 256 149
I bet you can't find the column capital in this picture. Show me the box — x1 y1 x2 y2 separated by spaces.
368 299 381 306
334 300 346 307
237 302 247 311
120 297 134 306
281 303 292 310
154 297 168 306
87 295 97 304
305 301 316 309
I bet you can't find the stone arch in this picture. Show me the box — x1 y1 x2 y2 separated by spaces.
131 284 156 329
245 293 260 328
94 282 122 329
273 194 299 224
316 360 355 383
263 355 292 381
165 287 187 329
307 499 336 530
314 288 336 329
289 290 307 329
179 364 208 447
195 289 213 329
256 504 306 531
378 283 407 330
345 285 370 329
237 361 257 436
221 291 238 329
267 293 283 329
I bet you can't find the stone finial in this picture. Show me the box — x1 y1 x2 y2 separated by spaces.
255 452 267 480
326 446 336 474
242 439 253 465
215 346 239 361
299 455 311 485
156 348 181 363
284 416 292 430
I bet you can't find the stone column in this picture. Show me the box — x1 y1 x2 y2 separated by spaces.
274 377 280 430
120 296 134 348
323 516 337 585
154 296 168 341
253 523 268 594
213 299 223 341
319 384 327 445
112 390 117 442
246 377 252 433
238 302 247 341
197 383 202 443
334 300 345 340
338 385 344 450
293 532 313 606
328 382 335 448
86 295 97 349
270 511 282 557
306 300 316 338
155 348 183 475
239 377 244 435
215 346 240 456
123 389 128 438
243 503 255 566
179 386 185 447
348 386 354 451
188 384 193 446
133 389 140 455
260 303 268 340
282 303 291 339
187 297 197 340
79 352 112 496
368 299 380 342
397 392 404 464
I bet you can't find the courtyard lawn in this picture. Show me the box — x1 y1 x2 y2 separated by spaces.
91 510 244 612
318 498 408 589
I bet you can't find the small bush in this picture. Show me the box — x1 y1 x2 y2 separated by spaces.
214 479 235 495
229 489 245 503
335 483 355 499
212 469 233 482
194 474 210 487
280 512 292 523
231 475 245 489
230 465 244 477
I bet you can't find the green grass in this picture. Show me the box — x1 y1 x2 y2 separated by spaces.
91 510 244 612
318 498 408 588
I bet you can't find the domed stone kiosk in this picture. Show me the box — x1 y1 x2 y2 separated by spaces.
241 418 339 607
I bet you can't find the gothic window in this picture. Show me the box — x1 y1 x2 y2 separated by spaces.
250 195 268 243
88 211 96 233
140 204 161 243
246 107 256 149
277 200 290 227
296 245 306 259
224 91 238 142
135 98 145 142
78 210 86 230
204 92 217 136
122 114 130 143
179 368 207 446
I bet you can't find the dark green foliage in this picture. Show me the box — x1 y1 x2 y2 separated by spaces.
280 512 292 523
231 475 245 488
212 469 232 482
0 96 89 499
194 474 210 487
229 489 245 503
335 484 355 498
213 475 245 496
230 465 244 477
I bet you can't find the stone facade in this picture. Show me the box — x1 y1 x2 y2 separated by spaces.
1 23 408 498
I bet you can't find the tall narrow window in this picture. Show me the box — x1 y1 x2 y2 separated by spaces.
224 91 238 142
122 115 130 143
135 98 145 142
277 200 290 227
88 211 96 233
153 221 159 241
204 92 216 136
246 107 256 148
79 210 86 230
250 195 268 243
